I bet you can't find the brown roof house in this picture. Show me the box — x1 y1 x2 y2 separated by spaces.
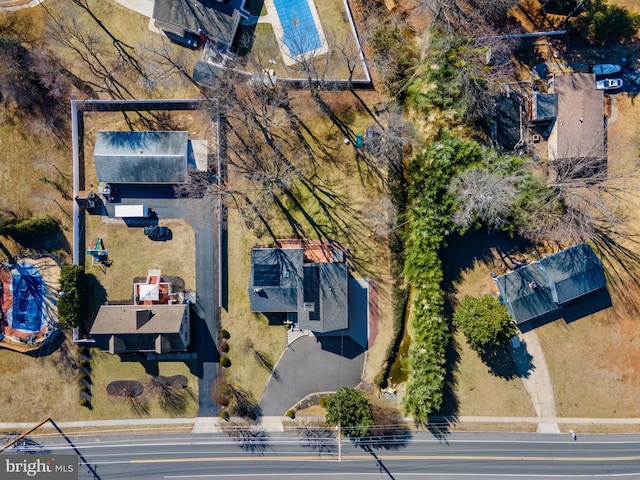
90 270 189 354
547 73 605 164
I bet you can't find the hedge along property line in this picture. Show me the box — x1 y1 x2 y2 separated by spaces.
402 134 482 423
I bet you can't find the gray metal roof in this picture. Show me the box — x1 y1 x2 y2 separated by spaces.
494 243 606 325
153 0 247 47
94 131 189 184
538 243 606 304
248 247 348 333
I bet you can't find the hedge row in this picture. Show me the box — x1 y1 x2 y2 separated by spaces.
402 134 481 423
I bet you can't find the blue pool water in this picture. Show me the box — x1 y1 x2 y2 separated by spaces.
10 263 44 332
273 0 322 57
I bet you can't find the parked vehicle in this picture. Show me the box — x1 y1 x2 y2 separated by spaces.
596 78 623 90
143 225 170 239
592 64 622 75
114 205 150 218
165 31 199 50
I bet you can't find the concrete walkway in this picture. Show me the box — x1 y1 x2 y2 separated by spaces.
512 331 560 433
112 0 154 18
4 415 640 435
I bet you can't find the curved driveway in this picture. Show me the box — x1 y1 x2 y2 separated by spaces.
259 335 365 415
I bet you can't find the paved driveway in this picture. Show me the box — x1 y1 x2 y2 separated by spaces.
259 335 365 415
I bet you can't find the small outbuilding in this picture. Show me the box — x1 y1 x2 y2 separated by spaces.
93 131 189 184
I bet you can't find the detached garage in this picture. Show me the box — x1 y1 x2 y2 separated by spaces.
94 131 189 184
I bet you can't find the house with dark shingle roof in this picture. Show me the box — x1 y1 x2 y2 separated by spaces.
93 131 189 184
248 242 349 333
494 243 606 325
153 0 249 51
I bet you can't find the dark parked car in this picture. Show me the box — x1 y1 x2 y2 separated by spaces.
144 225 170 239
164 31 199 50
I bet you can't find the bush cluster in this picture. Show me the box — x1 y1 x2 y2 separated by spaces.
57 264 86 329
0 215 58 241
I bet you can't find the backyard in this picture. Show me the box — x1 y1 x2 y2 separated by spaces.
220 89 394 407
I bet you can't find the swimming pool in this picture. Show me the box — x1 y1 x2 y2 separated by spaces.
273 0 322 57
9 262 44 333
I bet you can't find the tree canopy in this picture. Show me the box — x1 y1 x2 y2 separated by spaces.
453 294 516 353
574 0 640 44
325 387 373 438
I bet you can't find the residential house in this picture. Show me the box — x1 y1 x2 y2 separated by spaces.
248 240 349 333
152 0 249 51
90 270 189 354
494 243 606 325
547 73 605 163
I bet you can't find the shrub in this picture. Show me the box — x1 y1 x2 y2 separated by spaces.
221 329 230 339
220 410 229 421
220 356 231 368
219 341 229 353
325 388 373 438
57 264 86 329
453 295 515 353
0 214 58 241
247 410 256 420
79 398 88 407
285 410 295 419
319 396 328 408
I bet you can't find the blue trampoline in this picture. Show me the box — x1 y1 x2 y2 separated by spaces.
9 262 44 333
274 0 322 57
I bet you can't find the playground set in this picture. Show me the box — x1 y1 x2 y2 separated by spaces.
86 238 109 267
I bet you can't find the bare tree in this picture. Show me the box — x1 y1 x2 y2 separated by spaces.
449 159 524 231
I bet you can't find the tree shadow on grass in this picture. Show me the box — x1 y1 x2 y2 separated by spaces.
480 343 531 379
440 229 536 299
425 334 461 442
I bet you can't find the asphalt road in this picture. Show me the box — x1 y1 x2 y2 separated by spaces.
23 431 640 479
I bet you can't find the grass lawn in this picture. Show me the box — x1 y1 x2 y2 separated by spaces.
531 92 640 419
84 217 195 302
441 232 541 417
0 334 197 423
451 332 536 417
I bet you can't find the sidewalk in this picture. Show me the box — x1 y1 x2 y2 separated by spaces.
4 415 640 435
